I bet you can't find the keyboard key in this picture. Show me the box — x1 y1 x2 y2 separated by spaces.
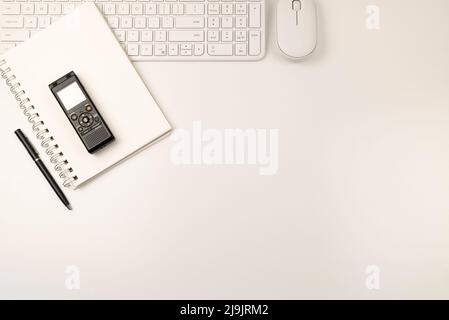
222 3 233 15
0 29 28 41
127 30 139 41
48 3 62 15
131 3 143 15
107 16 119 29
249 3 261 28
180 43 192 50
248 30 260 55
175 17 204 29
141 44 153 56
168 43 179 55
148 17 159 28
207 30 219 42
154 44 167 56
117 3 129 14
24 16 38 28
162 16 174 28
207 16 219 28
120 16 132 28
169 30 204 42
21 3 35 15
155 30 166 42
208 4 219 15
141 30 152 42
134 16 146 28
1 15 24 28
103 3 116 15
236 43 247 56
208 43 232 56
185 3 204 15
236 30 246 42
222 16 233 28
181 49 192 56
222 30 232 42
127 43 139 56
236 16 247 28
114 30 126 42
145 3 157 15
172 4 184 15
35 3 48 15
235 3 247 15
38 16 51 28
158 3 170 15
194 43 204 56
0 3 21 15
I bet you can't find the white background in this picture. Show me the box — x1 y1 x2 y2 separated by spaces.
1 0 449 299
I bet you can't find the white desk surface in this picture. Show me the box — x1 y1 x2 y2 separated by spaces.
1 0 449 299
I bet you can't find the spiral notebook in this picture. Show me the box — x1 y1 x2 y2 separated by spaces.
0 3 171 189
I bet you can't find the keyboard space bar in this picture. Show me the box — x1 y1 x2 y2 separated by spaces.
168 31 204 42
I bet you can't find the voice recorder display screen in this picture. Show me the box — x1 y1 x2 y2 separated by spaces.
56 82 86 110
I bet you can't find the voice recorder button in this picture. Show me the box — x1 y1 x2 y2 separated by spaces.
70 113 78 121
85 105 92 112
79 113 93 127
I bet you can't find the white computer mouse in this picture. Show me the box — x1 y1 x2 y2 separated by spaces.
276 0 317 60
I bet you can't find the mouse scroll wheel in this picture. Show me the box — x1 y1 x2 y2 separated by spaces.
292 0 302 11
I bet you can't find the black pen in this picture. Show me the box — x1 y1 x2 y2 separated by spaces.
15 129 72 211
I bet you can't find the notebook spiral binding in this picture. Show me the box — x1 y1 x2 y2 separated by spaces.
0 59 78 188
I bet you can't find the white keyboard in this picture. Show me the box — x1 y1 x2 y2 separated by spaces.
0 0 265 61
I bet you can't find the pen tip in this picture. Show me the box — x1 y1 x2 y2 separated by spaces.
66 204 73 211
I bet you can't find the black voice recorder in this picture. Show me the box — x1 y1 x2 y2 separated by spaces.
49 71 114 153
